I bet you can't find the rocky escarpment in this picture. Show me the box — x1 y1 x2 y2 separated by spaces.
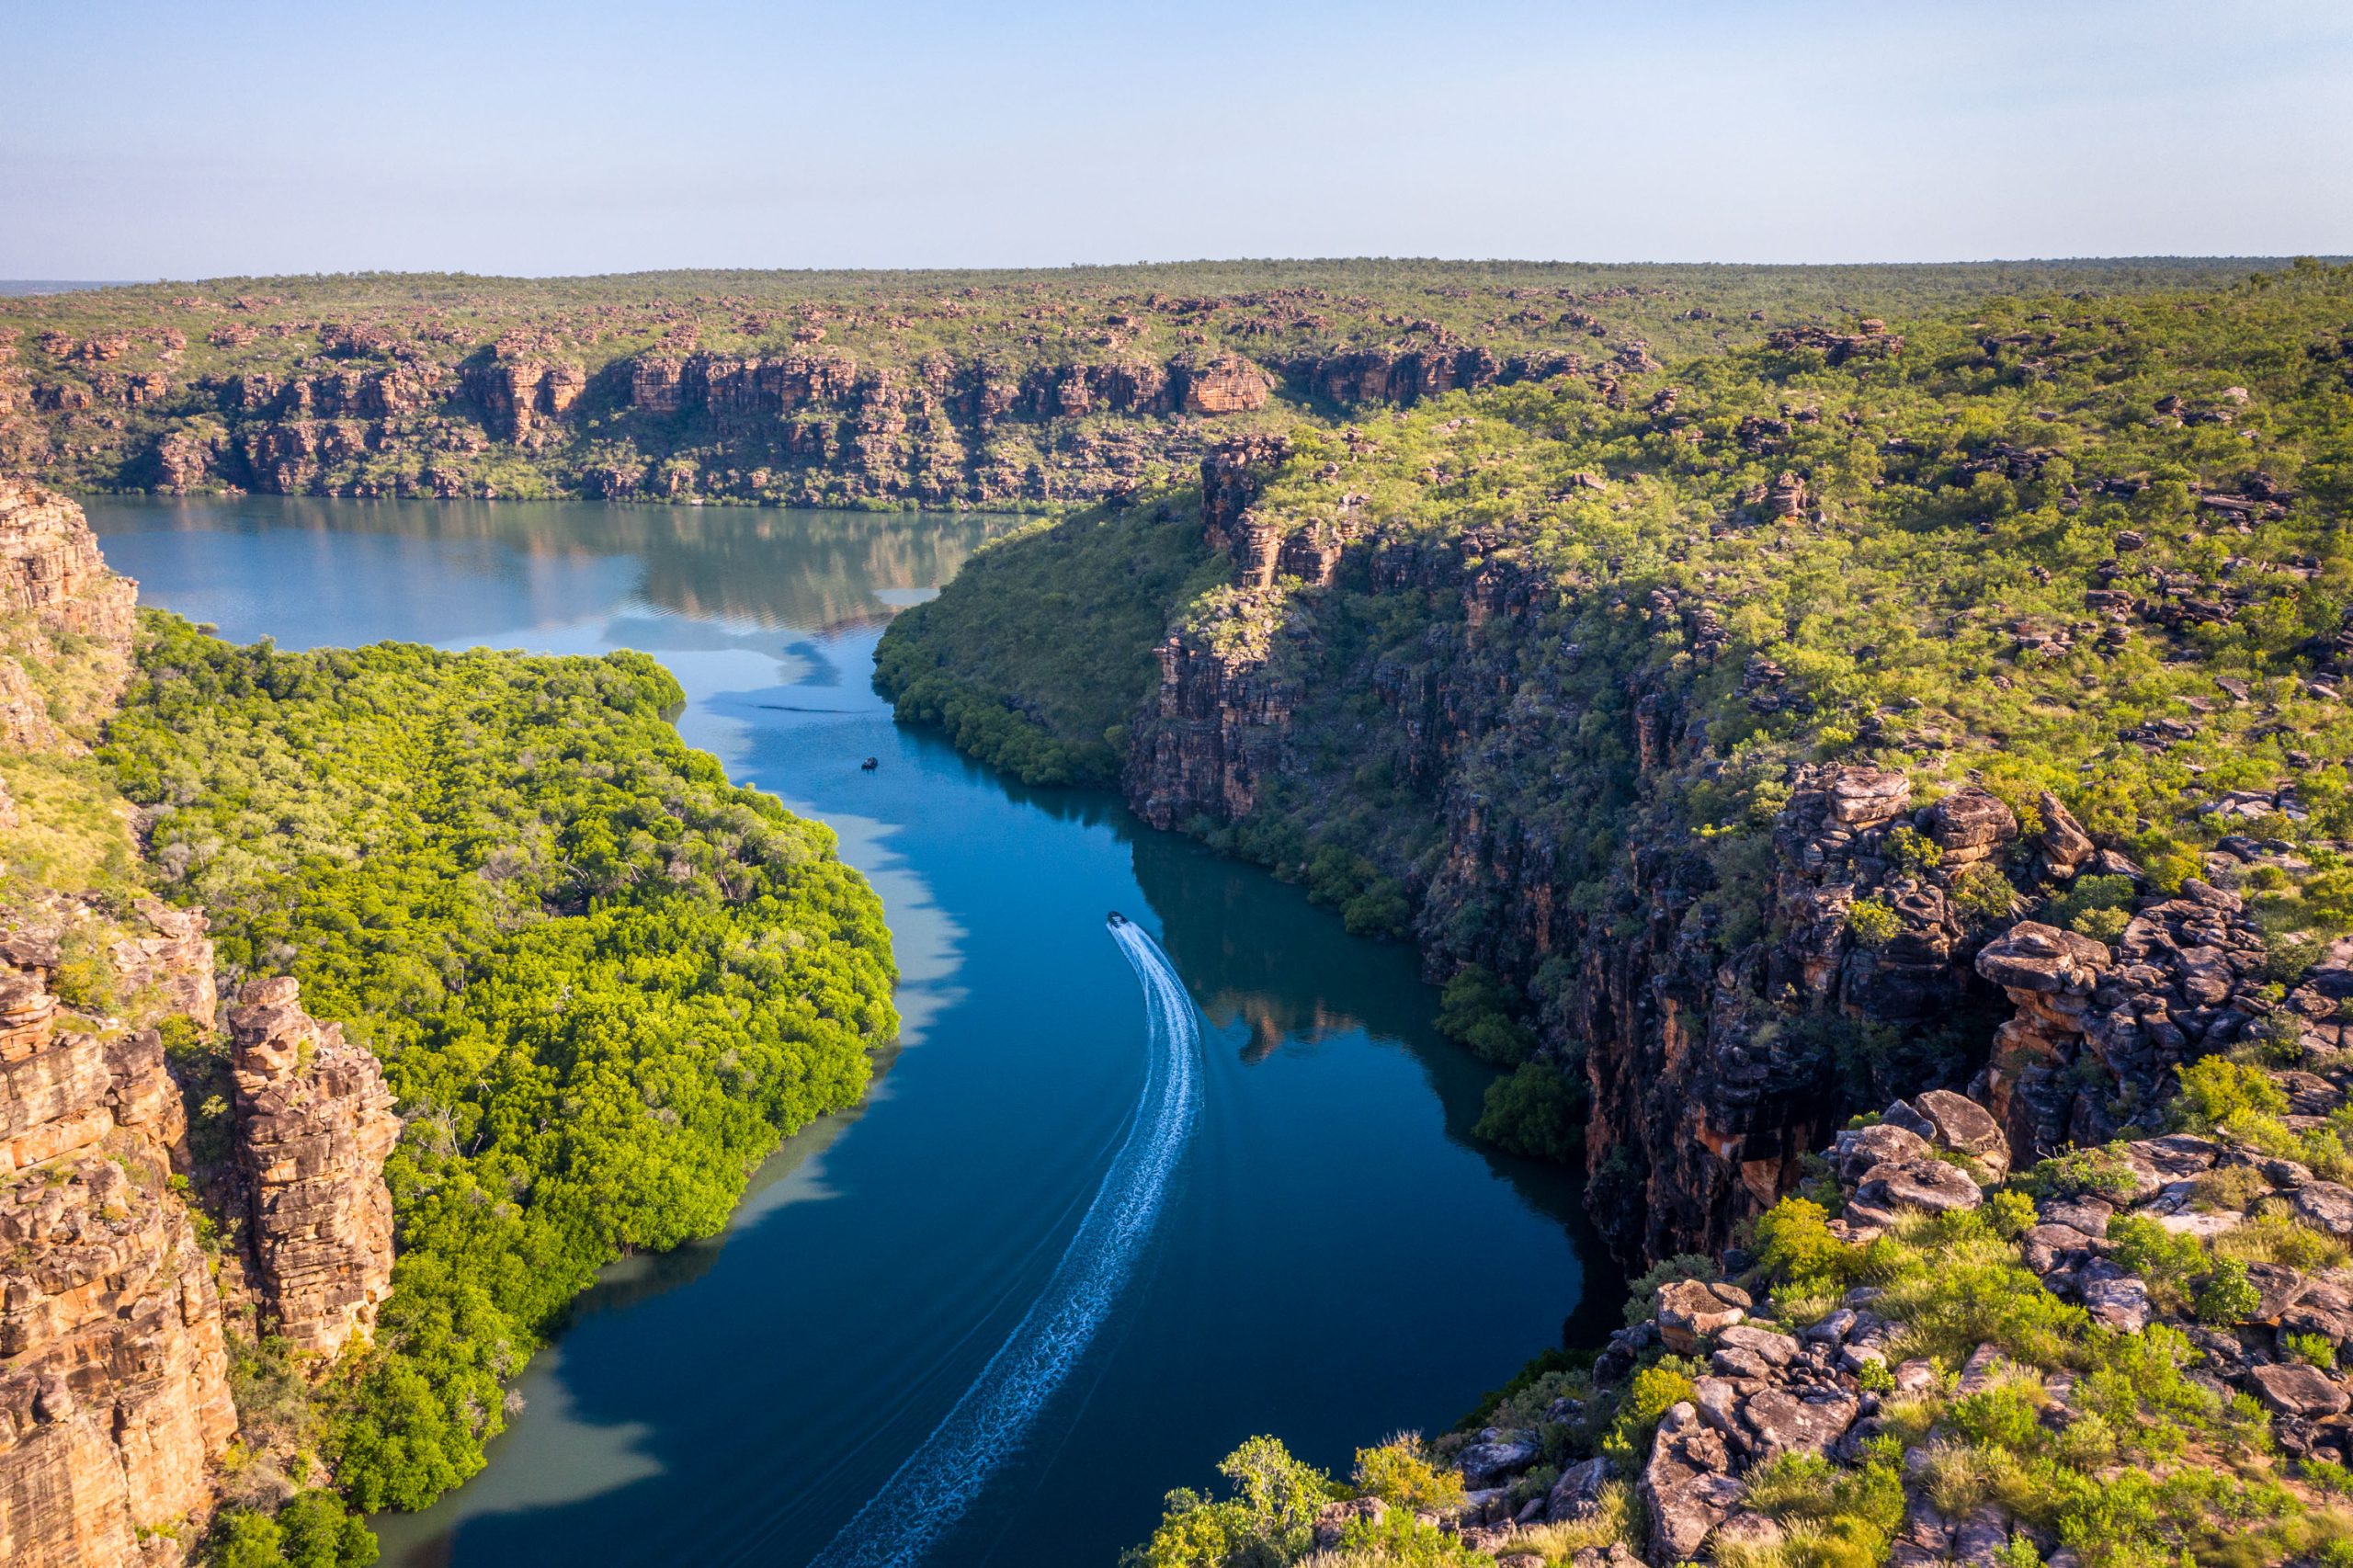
223 978 398 1359
0 478 138 750
0 918 238 1568
0 487 399 1561
0 264 1775 507
1117 431 2302 1272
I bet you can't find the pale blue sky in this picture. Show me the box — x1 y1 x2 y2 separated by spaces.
5 0 2349 277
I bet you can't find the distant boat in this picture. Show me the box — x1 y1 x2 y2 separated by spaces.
860 756 879 771
1106 911 1127 927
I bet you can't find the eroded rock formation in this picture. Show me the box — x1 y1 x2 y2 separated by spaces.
0 479 139 750
1116 437 2299 1269
225 978 399 1359
0 925 237 1568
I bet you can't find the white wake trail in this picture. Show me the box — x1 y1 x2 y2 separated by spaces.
806 919 1201 1568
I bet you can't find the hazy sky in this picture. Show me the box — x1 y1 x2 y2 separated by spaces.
6 0 2349 278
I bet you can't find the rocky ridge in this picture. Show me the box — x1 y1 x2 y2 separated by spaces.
0 914 237 1568
1109 418 2313 1271
0 486 399 1564
7 262 2093 508
223 978 398 1360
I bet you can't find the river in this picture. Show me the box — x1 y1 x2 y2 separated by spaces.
87 494 1616 1568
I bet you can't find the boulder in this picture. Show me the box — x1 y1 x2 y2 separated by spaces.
1910 1089 2011 1178
1641 1403 1744 1561
1975 921 2111 994
2039 1197 2114 1237
2244 1262 2308 1324
1855 1156 1984 1215
1655 1278 1752 1352
1835 1120 1936 1184
2250 1362 2351 1418
1928 788 2019 865
2022 1222 2097 1277
1714 1324 1802 1368
1544 1456 1612 1523
2279 1278 2353 1347
2290 1181 2353 1241
1711 1343 1774 1380
1740 1386 1860 1459
1882 1098 1938 1142
1458 1431 1542 1487
1802 1307 1858 1345
2122 1135 2219 1190
2038 791 2097 880
2081 1273 2153 1334
1825 767 1912 827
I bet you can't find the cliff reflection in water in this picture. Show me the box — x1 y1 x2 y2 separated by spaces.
96 495 1008 636
1121 813 1610 1267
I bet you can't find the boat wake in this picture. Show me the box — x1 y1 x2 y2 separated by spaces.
806 916 1201 1568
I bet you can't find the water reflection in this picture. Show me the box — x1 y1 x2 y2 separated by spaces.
93 495 1002 641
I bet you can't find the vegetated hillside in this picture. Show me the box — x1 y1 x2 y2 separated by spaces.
0 259 2293 511
99 618 899 1518
885 264 2353 1562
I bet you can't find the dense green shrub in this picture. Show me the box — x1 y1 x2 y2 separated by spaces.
1753 1197 1850 1290
1599 1361 1698 1470
2019 1146 2142 1204
1845 897 1901 948
2043 874 2138 938
1434 965 1539 1065
2194 1257 2261 1326
1122 1437 1338 1568
206 1494 375 1568
1472 1062 1585 1163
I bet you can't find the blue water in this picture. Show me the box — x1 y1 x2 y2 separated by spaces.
89 495 1615 1568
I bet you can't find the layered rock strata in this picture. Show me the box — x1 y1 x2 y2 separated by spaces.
0 925 237 1568
225 978 399 1359
0 479 139 750
1120 440 2289 1269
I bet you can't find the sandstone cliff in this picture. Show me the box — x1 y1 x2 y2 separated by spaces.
0 920 237 1568
1112 427 2302 1272
0 264 1777 508
223 978 398 1360
0 488 399 1563
0 478 138 750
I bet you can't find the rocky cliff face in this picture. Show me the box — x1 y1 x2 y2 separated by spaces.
3 300 1631 508
0 478 138 750
224 978 398 1361
1120 438 2290 1271
0 919 238 1568
0 490 400 1561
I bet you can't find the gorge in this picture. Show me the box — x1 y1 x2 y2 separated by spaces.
7 255 2353 1568
26 490 1607 1568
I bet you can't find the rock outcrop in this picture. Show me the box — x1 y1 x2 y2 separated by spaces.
0 480 136 643
225 978 399 1359
1392 1047 2353 1564
0 923 237 1568
0 480 139 750
1975 878 2274 1159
